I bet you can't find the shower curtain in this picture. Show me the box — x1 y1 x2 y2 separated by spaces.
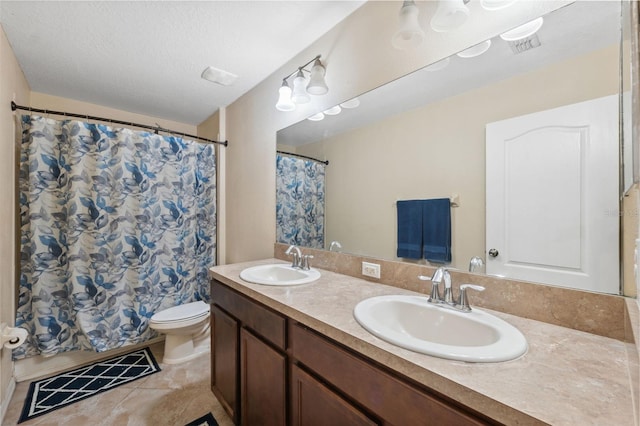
275 154 325 249
15 115 216 359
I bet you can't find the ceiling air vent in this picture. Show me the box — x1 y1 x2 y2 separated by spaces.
508 34 541 54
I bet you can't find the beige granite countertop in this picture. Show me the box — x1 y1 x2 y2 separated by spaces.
209 259 634 426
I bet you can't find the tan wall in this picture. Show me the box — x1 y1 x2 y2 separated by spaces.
197 110 223 265
0 25 30 421
30 92 196 135
223 0 567 264
296 44 619 269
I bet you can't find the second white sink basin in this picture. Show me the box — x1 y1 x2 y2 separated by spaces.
354 295 527 362
240 264 321 286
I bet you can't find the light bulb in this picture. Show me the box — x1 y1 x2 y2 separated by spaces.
500 17 544 41
480 0 517 11
291 70 310 104
392 1 425 50
307 59 328 95
307 113 325 121
275 81 295 111
340 98 360 109
430 0 470 33
324 105 342 116
456 40 492 58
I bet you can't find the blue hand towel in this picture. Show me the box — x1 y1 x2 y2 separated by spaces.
422 198 451 263
396 200 423 259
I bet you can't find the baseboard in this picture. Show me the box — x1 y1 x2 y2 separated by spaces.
13 337 165 382
0 377 16 425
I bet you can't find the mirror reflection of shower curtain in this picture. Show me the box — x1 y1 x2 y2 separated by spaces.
276 154 325 249
15 115 217 359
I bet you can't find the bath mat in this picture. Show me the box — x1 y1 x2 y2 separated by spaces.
185 412 219 426
18 347 160 423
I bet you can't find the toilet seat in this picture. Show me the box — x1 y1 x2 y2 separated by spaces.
150 301 210 324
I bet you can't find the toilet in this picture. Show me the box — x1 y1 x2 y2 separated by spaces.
149 300 211 364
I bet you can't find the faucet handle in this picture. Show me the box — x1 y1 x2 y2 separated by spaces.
457 284 485 312
300 254 314 270
419 275 442 303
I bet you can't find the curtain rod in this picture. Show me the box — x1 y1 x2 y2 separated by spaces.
10 101 228 147
277 150 329 166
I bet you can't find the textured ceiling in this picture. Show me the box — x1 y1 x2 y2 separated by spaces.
0 1 365 125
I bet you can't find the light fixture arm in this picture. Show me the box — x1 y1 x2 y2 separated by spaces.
281 54 322 82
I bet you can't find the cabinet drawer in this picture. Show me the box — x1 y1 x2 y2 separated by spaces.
211 279 286 350
290 323 492 426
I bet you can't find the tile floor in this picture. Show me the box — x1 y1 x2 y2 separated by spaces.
2 343 233 426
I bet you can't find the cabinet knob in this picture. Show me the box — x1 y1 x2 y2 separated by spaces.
488 249 499 258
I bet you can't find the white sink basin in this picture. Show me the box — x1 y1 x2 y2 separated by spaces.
240 264 321 286
354 295 527 362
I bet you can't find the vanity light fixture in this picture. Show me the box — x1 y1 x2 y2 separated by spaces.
430 0 470 32
456 39 492 58
500 17 544 41
392 0 425 50
275 54 329 112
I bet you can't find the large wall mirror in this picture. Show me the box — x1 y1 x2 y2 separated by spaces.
276 1 634 296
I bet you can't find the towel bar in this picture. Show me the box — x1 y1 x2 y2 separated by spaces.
394 195 459 208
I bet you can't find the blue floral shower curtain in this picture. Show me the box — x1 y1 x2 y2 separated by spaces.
15 115 216 359
275 154 325 249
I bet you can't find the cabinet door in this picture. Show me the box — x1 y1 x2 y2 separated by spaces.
211 305 239 424
240 328 286 426
291 364 378 426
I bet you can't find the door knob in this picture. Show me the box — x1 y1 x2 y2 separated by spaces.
488 248 499 258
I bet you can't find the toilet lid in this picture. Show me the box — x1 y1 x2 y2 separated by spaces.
152 301 210 323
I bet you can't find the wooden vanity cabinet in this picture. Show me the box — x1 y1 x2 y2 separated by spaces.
211 280 287 426
210 279 497 426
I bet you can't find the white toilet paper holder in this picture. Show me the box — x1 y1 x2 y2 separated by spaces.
1 323 28 350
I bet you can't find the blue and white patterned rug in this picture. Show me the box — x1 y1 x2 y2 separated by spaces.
19 347 161 423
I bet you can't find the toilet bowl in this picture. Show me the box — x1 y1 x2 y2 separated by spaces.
149 300 210 364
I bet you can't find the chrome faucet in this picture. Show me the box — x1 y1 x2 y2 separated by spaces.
285 244 302 268
468 256 484 273
285 245 314 270
329 241 342 252
418 267 485 312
